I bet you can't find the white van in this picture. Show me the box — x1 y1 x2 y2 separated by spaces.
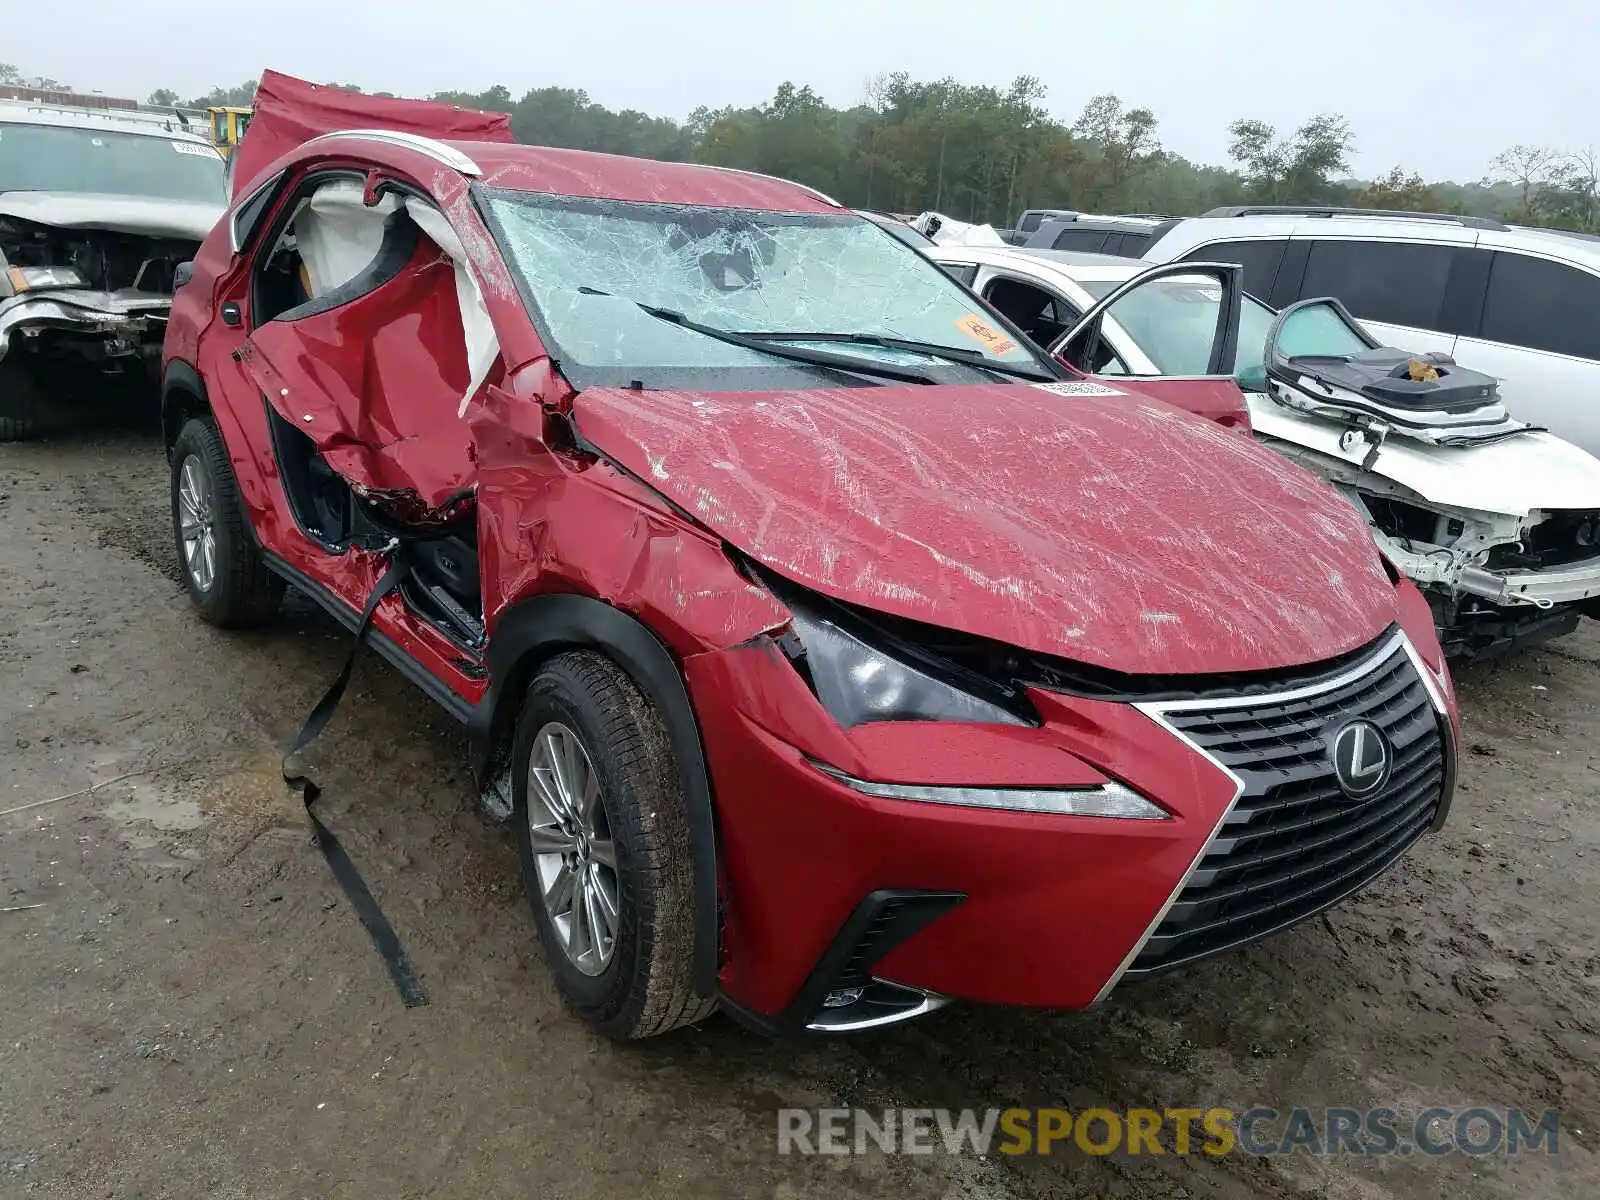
1135 207 1600 458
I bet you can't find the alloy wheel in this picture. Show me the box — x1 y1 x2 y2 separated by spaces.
177 455 218 593
527 721 620 976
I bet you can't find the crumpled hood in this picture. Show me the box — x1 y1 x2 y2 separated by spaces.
575 381 1401 676
0 192 223 241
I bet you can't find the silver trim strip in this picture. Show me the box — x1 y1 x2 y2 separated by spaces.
804 983 952 1032
300 129 483 176
811 762 1168 819
1091 629 1441 1003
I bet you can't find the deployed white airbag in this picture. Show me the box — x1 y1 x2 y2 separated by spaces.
403 199 500 418
294 180 399 297
911 211 1007 247
289 181 499 418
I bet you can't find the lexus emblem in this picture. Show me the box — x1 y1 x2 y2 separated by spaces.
1330 720 1392 799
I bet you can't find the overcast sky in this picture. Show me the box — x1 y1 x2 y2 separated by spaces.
7 0 1595 181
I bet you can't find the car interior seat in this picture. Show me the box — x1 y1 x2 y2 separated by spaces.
985 278 1066 347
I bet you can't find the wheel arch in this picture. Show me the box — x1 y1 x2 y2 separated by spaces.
477 593 720 998
161 359 211 457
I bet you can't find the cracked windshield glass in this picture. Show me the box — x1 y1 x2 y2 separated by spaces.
484 191 1042 389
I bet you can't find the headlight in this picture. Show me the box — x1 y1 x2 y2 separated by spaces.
814 763 1170 819
6 265 86 292
789 609 1028 727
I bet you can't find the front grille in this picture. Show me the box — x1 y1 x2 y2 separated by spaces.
1124 636 1447 979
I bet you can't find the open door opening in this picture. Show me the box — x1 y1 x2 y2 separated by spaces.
243 175 501 652
1047 261 1252 429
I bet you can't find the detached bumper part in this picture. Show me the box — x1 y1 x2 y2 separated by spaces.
0 290 169 363
1457 559 1600 608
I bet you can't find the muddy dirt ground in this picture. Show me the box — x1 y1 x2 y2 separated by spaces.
1 416 1597 1200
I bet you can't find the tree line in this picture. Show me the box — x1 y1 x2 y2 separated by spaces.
5 61 1593 231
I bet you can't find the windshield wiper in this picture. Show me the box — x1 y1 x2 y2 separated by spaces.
576 288 939 386
736 331 1060 382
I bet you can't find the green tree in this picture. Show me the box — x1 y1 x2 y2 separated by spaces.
0 63 21 84
1073 93 1163 210
1488 143 1556 215
147 88 180 107
1228 113 1354 204
1357 166 1438 211
1522 148 1600 231
187 81 258 109
433 84 514 112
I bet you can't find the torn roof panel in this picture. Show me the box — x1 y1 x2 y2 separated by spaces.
233 69 514 198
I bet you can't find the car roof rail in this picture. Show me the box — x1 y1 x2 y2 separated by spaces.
301 129 484 176
1510 223 1600 243
1199 205 1508 231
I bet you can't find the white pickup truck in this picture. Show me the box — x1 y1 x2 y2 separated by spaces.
0 102 226 439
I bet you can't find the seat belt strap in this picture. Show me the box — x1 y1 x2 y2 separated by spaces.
283 543 429 1008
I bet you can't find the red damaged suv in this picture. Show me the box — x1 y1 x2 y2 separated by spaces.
162 88 1459 1038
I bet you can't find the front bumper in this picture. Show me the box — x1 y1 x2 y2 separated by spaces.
0 289 170 363
689 626 1455 1032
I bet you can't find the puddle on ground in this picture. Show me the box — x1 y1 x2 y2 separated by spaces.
104 778 205 834
97 746 301 836
194 750 304 828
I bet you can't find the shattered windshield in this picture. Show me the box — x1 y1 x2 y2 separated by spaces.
0 123 227 203
482 189 1046 390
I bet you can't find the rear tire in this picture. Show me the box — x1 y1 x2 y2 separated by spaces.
170 417 283 627
513 651 715 1040
0 360 43 442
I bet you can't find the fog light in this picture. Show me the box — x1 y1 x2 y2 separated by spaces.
822 987 865 1008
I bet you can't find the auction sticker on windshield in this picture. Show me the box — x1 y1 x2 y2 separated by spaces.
1033 381 1126 396
954 314 1017 357
172 141 218 157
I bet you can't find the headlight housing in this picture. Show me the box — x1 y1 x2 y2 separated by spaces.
787 608 1030 727
6 265 86 293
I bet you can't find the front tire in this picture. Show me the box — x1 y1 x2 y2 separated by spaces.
170 417 283 626
0 359 43 442
513 651 714 1040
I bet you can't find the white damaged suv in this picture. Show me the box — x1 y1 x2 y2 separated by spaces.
928 244 1600 658
1133 207 1600 460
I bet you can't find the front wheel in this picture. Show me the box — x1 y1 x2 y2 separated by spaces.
170 417 284 626
0 359 43 442
512 651 715 1040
